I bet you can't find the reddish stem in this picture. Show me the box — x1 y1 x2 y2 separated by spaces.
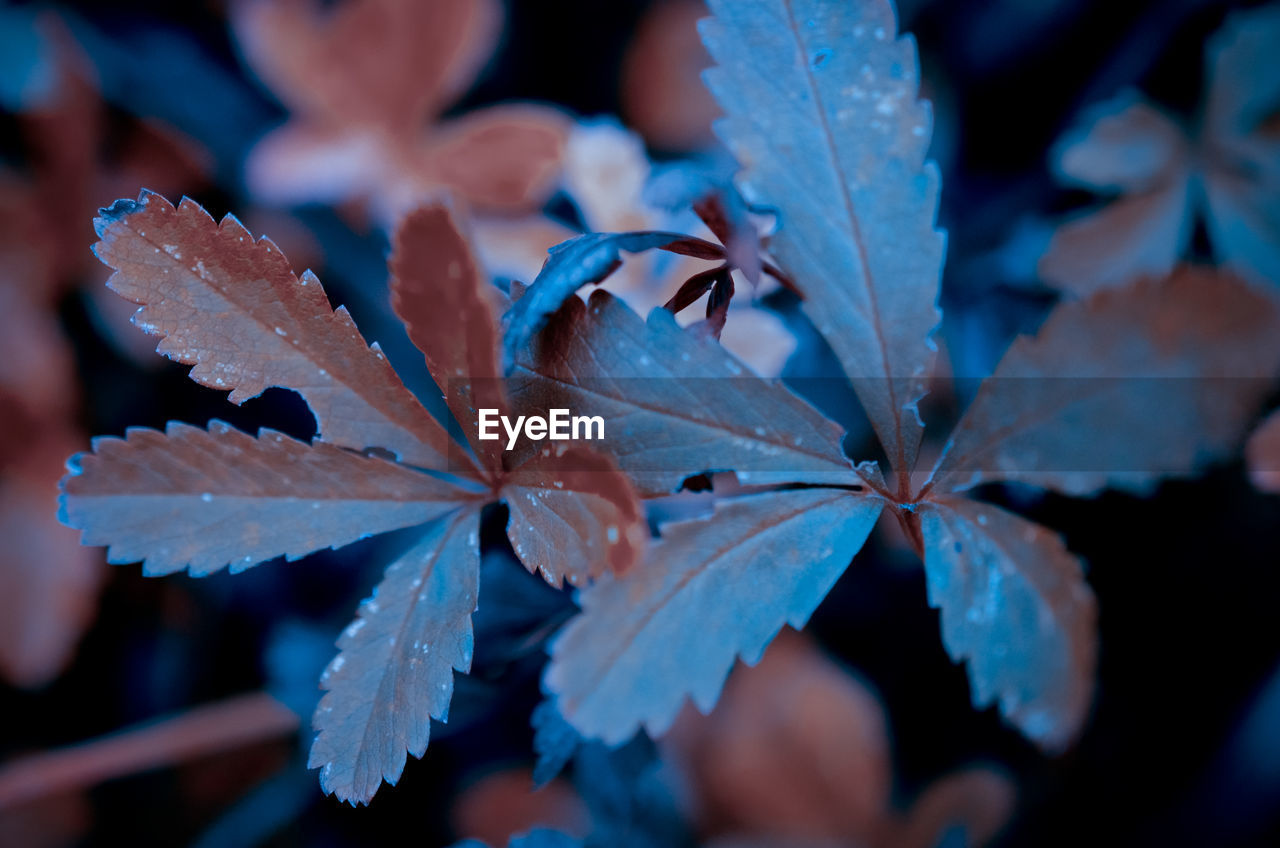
0 692 299 810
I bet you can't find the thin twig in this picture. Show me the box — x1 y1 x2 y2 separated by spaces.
0 692 300 810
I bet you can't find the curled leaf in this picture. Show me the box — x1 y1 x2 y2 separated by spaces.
502 230 725 370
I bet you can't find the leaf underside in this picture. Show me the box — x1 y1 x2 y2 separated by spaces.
92 190 455 469
509 289 858 496
919 497 1097 751
701 0 945 476
60 421 470 576
391 203 506 473
503 446 644 587
931 267 1280 497
545 487 883 744
310 508 481 804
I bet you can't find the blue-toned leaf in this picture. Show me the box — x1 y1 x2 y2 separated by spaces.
531 700 579 789
452 830 583 848
919 497 1096 751
1042 7 1280 292
929 268 1280 496
1202 168 1280 288
309 509 481 804
501 230 724 370
545 488 883 744
509 831 584 848
1039 179 1193 297
1201 4 1280 286
701 0 945 476
59 421 474 576
508 290 860 496
503 446 645 587
571 736 689 848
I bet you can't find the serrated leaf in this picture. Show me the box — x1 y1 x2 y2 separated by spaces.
391 203 507 471
59 421 473 576
503 446 644 587
929 268 1280 497
918 497 1096 751
701 0 944 476
545 488 883 744
92 191 459 470
310 508 480 804
509 290 859 496
501 230 725 370
507 831 584 848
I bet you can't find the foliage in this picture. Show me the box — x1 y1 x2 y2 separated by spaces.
525 0 1280 756
0 0 1273 842
61 193 642 803
1039 4 1280 293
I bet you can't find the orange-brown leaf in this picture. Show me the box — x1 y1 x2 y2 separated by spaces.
930 268 1280 496
0 431 102 688
665 632 892 844
421 106 570 213
503 446 646 586
919 497 1097 751
92 191 459 470
232 0 501 133
391 204 506 472
60 421 474 576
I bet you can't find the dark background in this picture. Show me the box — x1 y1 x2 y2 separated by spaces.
2 0 1279 845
